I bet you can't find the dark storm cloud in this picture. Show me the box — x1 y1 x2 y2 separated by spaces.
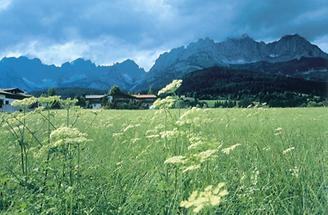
232 0 328 40
0 0 326 69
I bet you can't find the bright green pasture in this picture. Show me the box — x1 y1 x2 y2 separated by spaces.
0 108 328 214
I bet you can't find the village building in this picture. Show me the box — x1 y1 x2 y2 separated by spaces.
85 95 113 109
84 93 157 109
132 94 157 108
0 88 31 112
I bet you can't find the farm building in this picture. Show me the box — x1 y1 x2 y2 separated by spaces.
85 95 113 109
84 93 157 109
0 88 31 112
132 94 157 108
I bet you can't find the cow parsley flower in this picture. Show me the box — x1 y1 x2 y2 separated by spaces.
180 183 228 213
251 167 260 186
123 124 135 133
160 128 179 139
282 146 295 155
60 98 78 109
50 126 89 148
274 127 283 136
12 97 37 109
131 137 141 144
176 107 204 127
113 132 123 137
164 155 186 165
196 149 218 163
158 80 182 96
152 96 178 109
182 164 201 173
289 166 300 178
38 96 61 107
146 134 160 139
188 140 204 150
222 144 241 155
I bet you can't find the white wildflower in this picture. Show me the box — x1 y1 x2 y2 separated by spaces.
152 96 178 109
282 146 295 155
113 132 123 137
251 167 259 186
222 144 241 155
164 155 186 165
160 128 179 139
12 97 37 108
50 126 89 148
131 138 141 144
123 124 135 133
116 161 124 166
158 80 182 96
274 127 283 136
262 146 270 151
176 107 205 127
60 98 78 109
180 183 228 214
196 149 218 163
182 164 201 173
38 96 61 106
289 166 299 178
187 134 204 150
146 134 160 139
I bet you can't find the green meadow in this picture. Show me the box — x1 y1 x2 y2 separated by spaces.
0 107 328 214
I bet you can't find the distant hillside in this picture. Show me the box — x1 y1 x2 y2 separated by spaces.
178 67 328 98
231 57 328 81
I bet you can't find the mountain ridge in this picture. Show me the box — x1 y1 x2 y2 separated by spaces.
0 34 327 92
0 56 146 91
134 34 328 91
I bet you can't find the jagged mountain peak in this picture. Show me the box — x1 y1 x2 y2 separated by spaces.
71 58 93 64
280 34 306 41
112 59 144 71
119 59 140 67
1 56 43 65
267 34 328 60
227 33 255 42
240 33 253 39
63 58 96 68
0 56 146 91
139 33 328 91
188 37 216 47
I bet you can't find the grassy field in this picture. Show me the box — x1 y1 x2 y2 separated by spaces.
0 107 328 214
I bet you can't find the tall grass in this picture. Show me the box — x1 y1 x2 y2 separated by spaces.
1 106 327 214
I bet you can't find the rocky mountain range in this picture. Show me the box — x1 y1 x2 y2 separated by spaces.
0 34 327 93
137 34 328 91
0 57 145 91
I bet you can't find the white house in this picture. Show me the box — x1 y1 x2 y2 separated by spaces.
85 95 113 109
0 88 31 112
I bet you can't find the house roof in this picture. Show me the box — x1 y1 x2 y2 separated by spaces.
132 94 157 99
85 95 107 99
1 88 25 93
0 88 31 99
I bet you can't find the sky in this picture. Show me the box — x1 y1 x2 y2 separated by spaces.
0 0 327 70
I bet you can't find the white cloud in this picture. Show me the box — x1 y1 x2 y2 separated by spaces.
0 0 12 11
132 0 176 21
0 36 172 70
314 35 328 53
0 40 89 66
0 0 327 70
